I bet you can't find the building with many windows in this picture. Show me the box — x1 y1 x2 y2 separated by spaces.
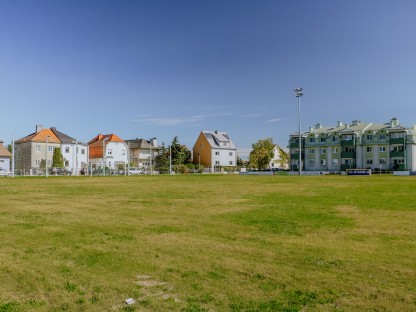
192 130 237 172
289 118 416 172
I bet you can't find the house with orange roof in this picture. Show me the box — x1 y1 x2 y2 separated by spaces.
0 140 12 174
88 133 128 170
14 125 88 175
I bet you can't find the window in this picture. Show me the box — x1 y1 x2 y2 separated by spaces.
309 137 315 143
65 147 70 153
366 146 372 153
379 146 386 152
35 160 40 166
229 161 233 165
48 146 54 152
380 158 386 164
380 134 386 140
47 160 52 166
223 142 228 147
35 145 41 152
333 147 338 153
108 149 112 155
309 148 315 154
332 136 337 142
366 159 373 165
320 137 326 143
229 152 233 156
343 135 353 141
366 134 373 140
333 159 339 166
65 160 69 166
215 161 220 165
215 151 220 156
81 149 85 155
320 159 326 165
309 159 315 165
121 150 126 156
320 148 326 154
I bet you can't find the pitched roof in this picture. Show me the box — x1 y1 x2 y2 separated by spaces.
50 127 77 144
0 140 12 158
88 134 126 159
201 131 236 149
15 128 61 144
125 139 154 149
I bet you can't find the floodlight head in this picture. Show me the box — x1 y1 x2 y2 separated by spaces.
294 87 303 92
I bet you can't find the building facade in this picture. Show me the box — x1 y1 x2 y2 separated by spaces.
268 145 289 170
289 118 416 172
88 134 128 169
192 130 237 172
125 138 161 170
0 140 12 173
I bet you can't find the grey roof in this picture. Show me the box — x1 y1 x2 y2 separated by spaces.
50 127 86 145
202 131 236 149
125 139 159 149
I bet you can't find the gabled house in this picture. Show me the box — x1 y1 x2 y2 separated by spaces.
268 145 289 170
0 140 12 173
193 130 237 172
15 125 61 175
50 127 88 174
125 138 162 169
14 125 87 175
88 134 128 169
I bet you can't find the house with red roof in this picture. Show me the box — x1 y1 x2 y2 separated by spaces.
88 133 128 170
0 140 12 174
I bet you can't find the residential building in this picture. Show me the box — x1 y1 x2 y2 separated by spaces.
192 130 237 172
125 138 162 170
50 127 88 174
268 145 289 170
88 134 128 169
0 140 12 173
288 118 416 172
15 125 62 175
14 125 87 175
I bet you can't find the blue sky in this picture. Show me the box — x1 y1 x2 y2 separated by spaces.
1 1 416 159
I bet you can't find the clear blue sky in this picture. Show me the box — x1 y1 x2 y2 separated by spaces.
1 1 416 158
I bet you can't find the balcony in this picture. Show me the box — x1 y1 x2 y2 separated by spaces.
290 142 302 148
291 153 300 160
341 151 356 158
390 138 405 145
341 140 354 147
341 164 356 171
390 150 405 157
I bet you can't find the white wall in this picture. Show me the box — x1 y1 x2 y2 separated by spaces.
0 158 10 171
104 142 128 169
62 143 88 173
211 148 236 170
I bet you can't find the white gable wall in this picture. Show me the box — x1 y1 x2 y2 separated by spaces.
105 142 128 169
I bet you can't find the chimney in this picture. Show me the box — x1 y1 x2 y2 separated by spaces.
315 123 323 129
309 127 314 133
337 121 343 127
390 118 399 127
351 120 361 126
345 123 349 129
150 138 158 148
36 125 43 133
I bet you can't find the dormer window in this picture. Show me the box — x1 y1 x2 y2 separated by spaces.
309 137 315 143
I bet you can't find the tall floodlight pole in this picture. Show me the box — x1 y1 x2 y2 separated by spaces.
45 136 49 178
169 145 172 175
12 135 15 178
294 88 303 175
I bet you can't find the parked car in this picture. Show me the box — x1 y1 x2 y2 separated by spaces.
0 169 11 177
128 167 144 175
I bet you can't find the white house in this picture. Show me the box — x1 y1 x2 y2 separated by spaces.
50 127 88 174
0 140 12 173
88 134 128 169
268 145 289 170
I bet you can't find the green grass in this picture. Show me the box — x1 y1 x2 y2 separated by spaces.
0 175 415 311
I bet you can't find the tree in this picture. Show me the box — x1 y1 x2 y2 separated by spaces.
52 147 64 168
154 145 170 174
170 136 191 166
7 144 12 154
249 138 274 170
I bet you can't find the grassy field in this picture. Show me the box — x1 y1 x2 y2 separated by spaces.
0 175 415 311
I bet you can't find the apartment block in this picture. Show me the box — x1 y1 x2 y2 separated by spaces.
289 118 416 172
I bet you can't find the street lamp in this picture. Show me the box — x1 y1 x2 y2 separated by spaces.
294 87 303 176
45 136 50 178
149 137 156 175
